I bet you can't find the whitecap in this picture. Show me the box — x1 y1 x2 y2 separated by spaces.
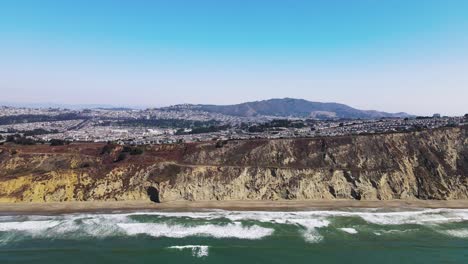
168 245 209 257
339 228 358 234
286 218 330 243
441 229 468 238
355 209 468 225
129 209 468 226
0 221 60 233
116 222 274 239
2 208 468 244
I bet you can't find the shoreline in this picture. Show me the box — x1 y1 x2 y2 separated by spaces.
2 200 468 214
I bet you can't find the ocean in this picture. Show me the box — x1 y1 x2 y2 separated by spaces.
1 208 468 263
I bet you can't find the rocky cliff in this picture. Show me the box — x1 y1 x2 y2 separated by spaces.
0 126 467 202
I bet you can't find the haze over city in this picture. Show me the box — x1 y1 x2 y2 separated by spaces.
1 0 468 115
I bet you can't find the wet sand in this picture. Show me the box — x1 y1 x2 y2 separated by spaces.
2 199 468 214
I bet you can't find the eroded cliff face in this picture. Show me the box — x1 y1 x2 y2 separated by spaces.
0 126 467 202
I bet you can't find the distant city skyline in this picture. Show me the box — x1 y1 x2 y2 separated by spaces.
1 0 468 116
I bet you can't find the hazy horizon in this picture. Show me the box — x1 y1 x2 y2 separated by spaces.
0 97 452 117
1 1 468 116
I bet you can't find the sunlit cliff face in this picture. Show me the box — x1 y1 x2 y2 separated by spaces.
0 126 466 202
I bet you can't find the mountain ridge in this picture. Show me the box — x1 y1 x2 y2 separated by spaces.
164 98 412 119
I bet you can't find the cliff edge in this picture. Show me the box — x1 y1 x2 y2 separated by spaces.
0 126 467 202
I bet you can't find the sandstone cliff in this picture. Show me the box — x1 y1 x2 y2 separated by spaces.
0 126 467 202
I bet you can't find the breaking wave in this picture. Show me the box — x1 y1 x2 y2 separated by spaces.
1 208 468 244
339 228 358 234
168 245 209 257
117 222 273 239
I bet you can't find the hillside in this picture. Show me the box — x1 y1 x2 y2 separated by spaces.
166 98 412 119
0 126 466 203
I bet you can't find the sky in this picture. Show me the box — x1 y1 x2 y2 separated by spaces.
0 0 467 115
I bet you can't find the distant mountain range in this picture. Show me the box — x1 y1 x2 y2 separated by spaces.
164 98 412 119
1 98 413 119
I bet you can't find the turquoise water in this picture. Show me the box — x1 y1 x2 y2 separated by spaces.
1 209 468 263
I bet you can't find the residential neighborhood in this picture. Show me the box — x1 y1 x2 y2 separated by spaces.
1 106 466 145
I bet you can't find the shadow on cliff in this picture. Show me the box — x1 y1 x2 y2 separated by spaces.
146 186 160 203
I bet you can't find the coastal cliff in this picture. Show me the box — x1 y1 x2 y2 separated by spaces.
0 126 467 202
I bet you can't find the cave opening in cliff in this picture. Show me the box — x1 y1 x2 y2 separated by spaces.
146 186 160 203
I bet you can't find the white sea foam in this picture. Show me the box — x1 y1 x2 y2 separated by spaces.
168 211 332 243
0 213 131 238
116 222 273 239
168 245 209 257
340 228 358 234
0 221 60 233
50 218 122 238
355 209 468 225
376 229 417 235
1 208 468 244
144 211 331 243
442 229 468 238
128 209 468 226
287 218 330 243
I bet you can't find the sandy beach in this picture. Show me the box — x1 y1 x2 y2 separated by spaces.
2 199 468 214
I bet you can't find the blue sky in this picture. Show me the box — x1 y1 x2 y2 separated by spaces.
1 0 467 115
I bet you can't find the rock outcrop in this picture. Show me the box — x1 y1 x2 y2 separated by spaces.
0 126 467 202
